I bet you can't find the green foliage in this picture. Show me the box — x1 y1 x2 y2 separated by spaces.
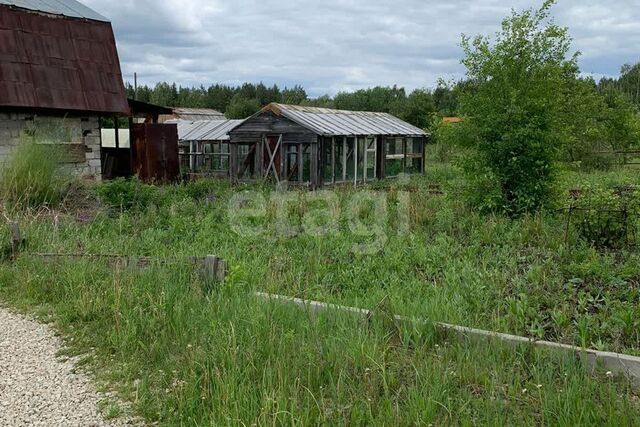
281 85 307 104
224 95 261 119
0 130 68 210
95 178 159 211
458 0 575 215
572 185 640 248
599 62 640 108
559 76 640 170
333 86 407 116
430 118 472 163
400 89 436 129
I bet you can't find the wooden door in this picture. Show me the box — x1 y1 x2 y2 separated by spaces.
263 135 282 181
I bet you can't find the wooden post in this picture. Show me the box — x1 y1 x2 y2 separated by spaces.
203 255 227 282
114 115 120 149
564 203 574 247
9 221 21 261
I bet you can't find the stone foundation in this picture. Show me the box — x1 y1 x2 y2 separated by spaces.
0 113 102 180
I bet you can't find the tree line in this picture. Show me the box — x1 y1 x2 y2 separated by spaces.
125 81 464 129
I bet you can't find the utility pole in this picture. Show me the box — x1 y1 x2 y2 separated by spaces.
134 72 138 101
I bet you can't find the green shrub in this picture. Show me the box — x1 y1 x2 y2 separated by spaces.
95 178 159 211
458 1 574 216
0 135 66 209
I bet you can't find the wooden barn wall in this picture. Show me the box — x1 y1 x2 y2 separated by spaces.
229 111 317 145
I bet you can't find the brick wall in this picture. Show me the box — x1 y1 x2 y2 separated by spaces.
0 113 102 180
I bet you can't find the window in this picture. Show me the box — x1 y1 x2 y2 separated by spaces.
284 144 299 182
301 145 311 183
365 137 377 181
405 138 423 174
238 143 257 179
385 137 424 177
335 137 345 183
322 138 333 183
345 137 356 182
385 137 405 177
194 141 231 174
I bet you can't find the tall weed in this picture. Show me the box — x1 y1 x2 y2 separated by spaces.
0 130 68 209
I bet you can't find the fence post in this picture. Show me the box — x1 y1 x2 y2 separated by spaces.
203 255 227 282
564 203 574 247
9 221 21 261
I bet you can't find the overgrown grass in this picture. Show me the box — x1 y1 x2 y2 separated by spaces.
0 132 68 210
1 261 638 425
1 161 640 424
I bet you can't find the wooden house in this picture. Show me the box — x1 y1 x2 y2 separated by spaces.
0 0 129 179
228 103 428 188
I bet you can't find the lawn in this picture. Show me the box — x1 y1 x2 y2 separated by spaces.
1 159 640 425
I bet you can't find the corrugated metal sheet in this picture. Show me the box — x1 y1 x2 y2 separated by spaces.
0 5 129 113
264 103 427 137
0 0 108 22
131 123 180 183
177 119 244 142
172 108 225 121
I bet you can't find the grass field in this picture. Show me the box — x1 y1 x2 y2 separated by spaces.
1 158 640 425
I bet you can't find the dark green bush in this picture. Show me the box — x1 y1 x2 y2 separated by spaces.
95 178 159 211
458 1 574 216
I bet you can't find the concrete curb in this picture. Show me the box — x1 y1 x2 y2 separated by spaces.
255 292 640 388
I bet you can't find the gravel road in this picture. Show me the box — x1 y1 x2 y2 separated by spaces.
0 307 132 426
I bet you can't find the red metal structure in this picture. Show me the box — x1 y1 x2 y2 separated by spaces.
0 4 129 114
131 123 180 183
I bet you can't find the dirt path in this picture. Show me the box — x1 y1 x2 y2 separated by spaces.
0 307 131 426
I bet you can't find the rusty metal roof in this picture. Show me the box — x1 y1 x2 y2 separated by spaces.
262 103 427 137
0 0 108 22
176 119 244 142
0 5 128 114
171 108 225 121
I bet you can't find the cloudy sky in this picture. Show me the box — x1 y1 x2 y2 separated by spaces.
83 0 640 97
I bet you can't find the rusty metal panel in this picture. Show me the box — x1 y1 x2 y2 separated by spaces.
131 124 180 183
0 5 128 114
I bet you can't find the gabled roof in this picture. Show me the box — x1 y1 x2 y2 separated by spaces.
0 4 129 114
177 119 244 142
0 0 108 22
261 103 427 137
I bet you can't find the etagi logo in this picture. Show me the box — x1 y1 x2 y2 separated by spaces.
228 175 413 255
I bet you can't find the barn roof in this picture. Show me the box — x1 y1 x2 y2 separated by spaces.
177 119 244 142
0 3 129 114
262 103 427 137
172 108 225 121
0 0 108 22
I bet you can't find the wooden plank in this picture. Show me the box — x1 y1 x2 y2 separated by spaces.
310 140 318 188
9 222 21 261
31 253 206 268
29 253 228 284
203 255 227 282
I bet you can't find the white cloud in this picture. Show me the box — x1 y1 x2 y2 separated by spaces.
82 0 640 96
